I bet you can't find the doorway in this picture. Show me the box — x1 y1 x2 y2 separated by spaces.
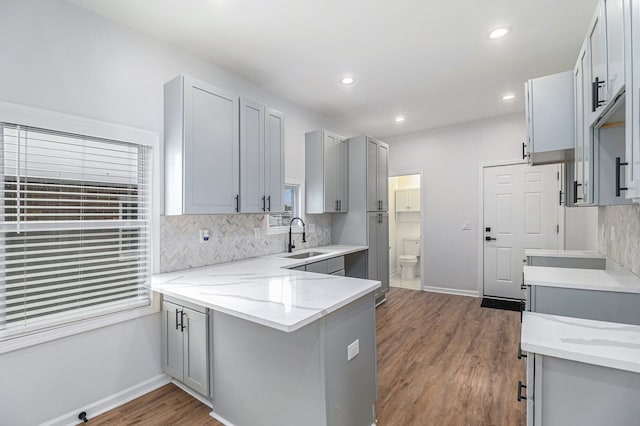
481 162 561 299
388 173 422 290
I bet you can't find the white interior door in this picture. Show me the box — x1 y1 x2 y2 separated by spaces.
483 163 560 299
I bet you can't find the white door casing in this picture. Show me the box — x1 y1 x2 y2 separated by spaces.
483 163 560 299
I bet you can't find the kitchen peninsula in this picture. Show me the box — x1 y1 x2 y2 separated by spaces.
152 245 379 426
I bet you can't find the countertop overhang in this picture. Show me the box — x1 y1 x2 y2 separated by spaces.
152 245 380 332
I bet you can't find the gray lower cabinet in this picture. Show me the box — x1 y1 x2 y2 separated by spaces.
525 285 640 325
161 298 209 396
522 353 640 426
305 256 345 275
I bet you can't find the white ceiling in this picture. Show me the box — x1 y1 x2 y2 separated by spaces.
68 0 599 138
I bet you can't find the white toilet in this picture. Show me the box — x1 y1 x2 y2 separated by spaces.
398 238 421 280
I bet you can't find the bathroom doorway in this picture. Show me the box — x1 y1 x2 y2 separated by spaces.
388 172 422 290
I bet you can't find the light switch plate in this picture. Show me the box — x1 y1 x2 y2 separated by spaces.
462 221 471 231
347 339 359 361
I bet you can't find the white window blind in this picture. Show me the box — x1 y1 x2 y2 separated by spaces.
0 123 152 341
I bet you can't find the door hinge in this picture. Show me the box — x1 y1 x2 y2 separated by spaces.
557 224 560 233
557 171 560 180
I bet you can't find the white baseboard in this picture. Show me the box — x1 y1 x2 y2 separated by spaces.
40 373 170 426
210 410 236 426
171 379 212 408
423 286 479 298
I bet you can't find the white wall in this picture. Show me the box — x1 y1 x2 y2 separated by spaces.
564 206 599 250
386 114 598 294
0 0 358 423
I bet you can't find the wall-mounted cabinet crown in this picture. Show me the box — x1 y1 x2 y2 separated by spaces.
305 129 349 213
164 75 285 215
524 71 575 165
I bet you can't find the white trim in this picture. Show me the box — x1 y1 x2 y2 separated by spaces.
39 373 170 426
0 100 161 351
171 379 212 408
0 293 160 354
210 410 236 426
423 286 479 298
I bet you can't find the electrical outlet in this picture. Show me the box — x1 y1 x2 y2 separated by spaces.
199 229 210 243
610 225 615 241
347 339 359 361
254 228 261 239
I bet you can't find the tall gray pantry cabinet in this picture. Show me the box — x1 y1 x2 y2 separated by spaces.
332 136 390 303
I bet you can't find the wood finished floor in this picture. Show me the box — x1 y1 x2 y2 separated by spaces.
91 288 525 425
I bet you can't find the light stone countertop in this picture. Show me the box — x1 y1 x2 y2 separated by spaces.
523 266 640 293
521 312 640 373
152 245 379 332
524 249 605 259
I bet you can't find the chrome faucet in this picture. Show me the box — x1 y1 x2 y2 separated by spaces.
288 217 306 252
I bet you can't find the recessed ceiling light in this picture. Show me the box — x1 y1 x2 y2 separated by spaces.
488 26 512 40
502 93 517 101
340 76 355 85
394 116 405 123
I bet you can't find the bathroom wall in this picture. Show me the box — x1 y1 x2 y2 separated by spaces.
160 214 331 273
598 204 640 274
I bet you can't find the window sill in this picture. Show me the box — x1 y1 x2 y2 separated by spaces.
0 294 160 354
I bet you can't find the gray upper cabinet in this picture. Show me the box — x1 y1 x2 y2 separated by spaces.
240 100 285 213
524 71 575 165
305 129 348 214
165 75 240 215
588 5 608 124
625 0 640 199
365 137 389 212
605 0 626 102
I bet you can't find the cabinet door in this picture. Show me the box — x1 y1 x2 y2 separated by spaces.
184 76 239 214
367 213 379 283
366 138 379 211
588 6 608 122
161 301 184 381
334 137 349 212
240 98 265 213
395 189 409 211
408 188 420 211
265 108 285 213
605 0 626 101
182 307 209 397
574 53 585 204
323 131 339 212
378 142 389 211
626 0 640 199
377 213 390 295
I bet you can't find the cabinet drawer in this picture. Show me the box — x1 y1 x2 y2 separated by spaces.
306 260 328 274
327 256 345 274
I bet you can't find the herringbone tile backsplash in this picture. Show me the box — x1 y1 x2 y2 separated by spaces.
160 214 331 273
598 204 640 275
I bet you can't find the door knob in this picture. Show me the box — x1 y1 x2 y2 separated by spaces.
485 236 497 241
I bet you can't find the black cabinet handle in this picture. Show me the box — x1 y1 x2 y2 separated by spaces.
262 196 266 212
485 236 497 241
336 200 339 211
517 381 527 402
559 190 563 206
592 77 606 112
522 142 526 160
616 157 629 197
175 308 180 330
521 270 527 290
235 194 239 212
518 343 527 360
180 310 186 332
573 180 583 203
267 195 271 211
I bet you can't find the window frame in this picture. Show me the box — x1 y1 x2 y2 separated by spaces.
0 101 160 354
266 178 305 235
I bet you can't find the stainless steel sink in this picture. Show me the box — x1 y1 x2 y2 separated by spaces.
282 251 325 259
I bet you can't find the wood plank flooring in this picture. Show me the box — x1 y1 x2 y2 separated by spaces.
91 288 524 425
